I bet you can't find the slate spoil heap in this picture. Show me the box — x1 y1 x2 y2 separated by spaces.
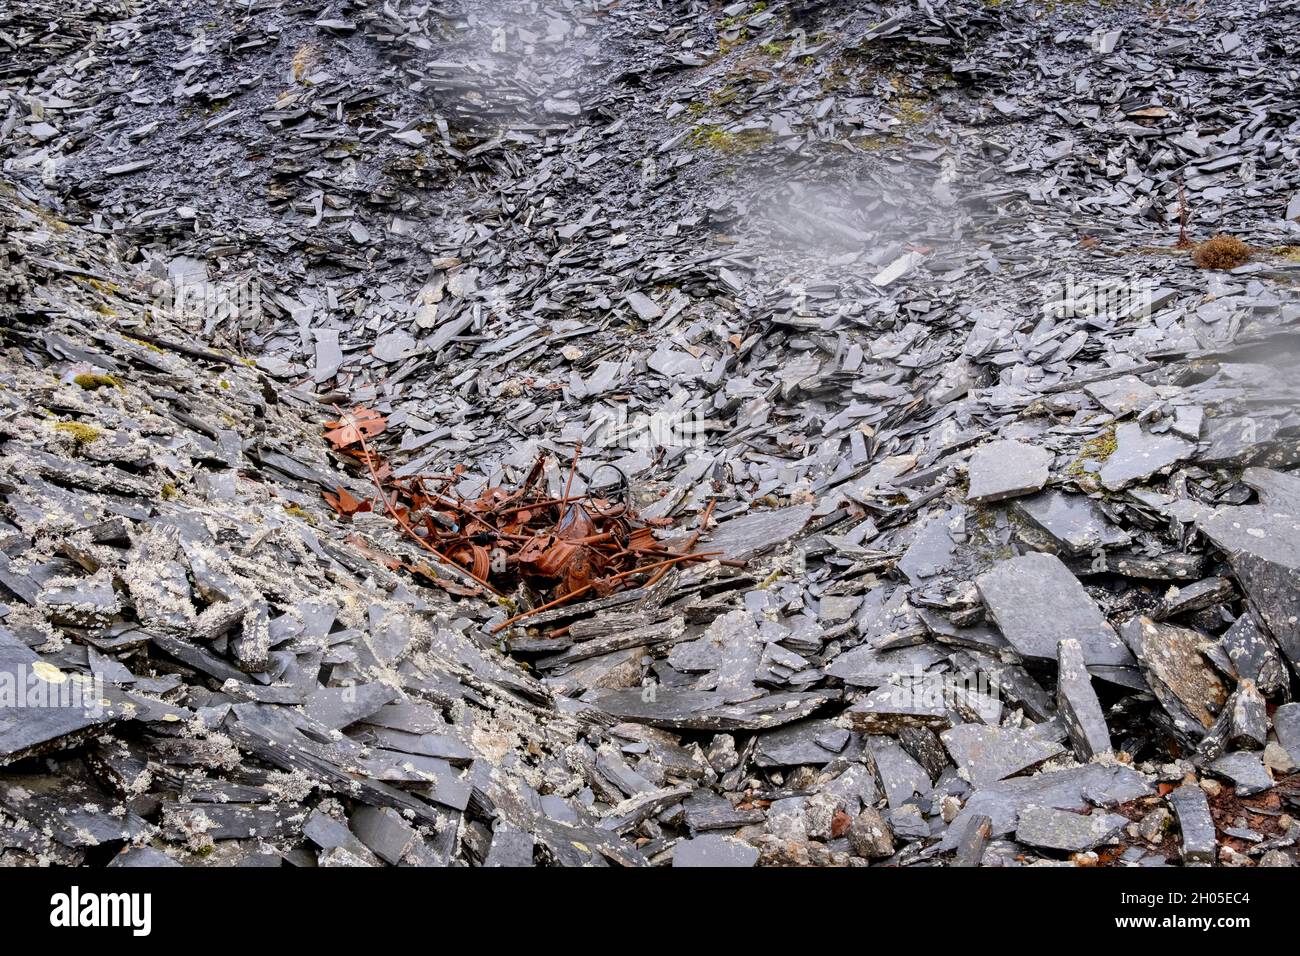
1 0 1300 869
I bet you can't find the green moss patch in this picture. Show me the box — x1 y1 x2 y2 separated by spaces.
52 421 103 446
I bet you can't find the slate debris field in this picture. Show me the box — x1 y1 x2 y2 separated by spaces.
0 0 1299 868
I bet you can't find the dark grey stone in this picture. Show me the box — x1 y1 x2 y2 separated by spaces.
965 439 1052 505
977 552 1134 666
1012 491 1131 556
673 834 758 867
1099 423 1194 491
1168 783 1216 864
1208 751 1273 796
1015 805 1128 852
1056 638 1112 760
940 724 1064 788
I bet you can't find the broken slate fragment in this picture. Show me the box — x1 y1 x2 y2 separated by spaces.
351 805 419 865
1207 751 1273 797
588 687 840 732
1199 502 1300 670
1120 617 1226 739
1015 805 1128 852
304 682 400 731
623 291 663 321
484 825 535 867
976 553 1134 667
754 718 854 767
940 724 1064 788
1012 491 1130 556
952 813 992 867
702 504 813 561
0 630 125 766
1085 375 1159 417
1168 783 1216 864
871 251 925 287
941 764 1151 850
966 439 1051 505
672 834 758 867
1056 638 1112 761
1098 423 1194 491
1274 704 1300 767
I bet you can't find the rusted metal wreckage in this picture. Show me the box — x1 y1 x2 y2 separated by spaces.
322 406 731 632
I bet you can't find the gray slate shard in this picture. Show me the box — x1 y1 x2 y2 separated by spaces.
868 736 933 810
0 553 39 605
1099 423 1194 491
1207 752 1273 797
624 291 663 321
223 704 451 823
1056 638 1112 760
39 571 119 626
897 507 961 584
754 718 855 767
303 809 382 867
588 687 840 731
1199 502 1300 669
708 609 763 701
163 803 301 842
897 725 950 780
109 847 182 867
1153 577 1235 621
1084 375 1159 417
941 764 1151 850
484 824 535 867
304 682 401 731
682 790 765 831
954 650 1055 723
1015 805 1128 853
1120 617 1226 739
372 331 417 364
673 834 758 867
940 724 1064 788
236 600 271 673
702 504 813 560
1223 681 1268 752
976 552 1134 667
824 644 944 688
1168 783 1217 864
0 630 126 765
1243 466 1300 512
1013 491 1131 556
1275 704 1300 767
350 805 418 865
952 813 992 867
965 439 1051 505
821 764 882 815
0 775 149 847
843 681 950 734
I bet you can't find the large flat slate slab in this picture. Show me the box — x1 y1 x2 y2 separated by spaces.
976 552 1135 667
